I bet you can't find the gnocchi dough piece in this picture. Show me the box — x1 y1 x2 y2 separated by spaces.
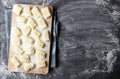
35 50 45 58
20 54 30 63
14 46 24 55
12 27 22 36
24 62 34 71
36 39 44 48
41 7 51 19
23 7 32 17
31 6 42 17
22 26 31 36
37 17 47 29
26 18 37 28
36 60 46 68
13 4 22 15
41 31 49 41
22 36 34 45
11 57 21 67
11 37 22 46
24 47 35 55
17 16 27 23
31 29 41 38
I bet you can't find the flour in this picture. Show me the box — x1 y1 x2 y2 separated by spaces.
0 63 28 79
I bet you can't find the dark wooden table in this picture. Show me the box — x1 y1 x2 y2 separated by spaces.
0 0 120 79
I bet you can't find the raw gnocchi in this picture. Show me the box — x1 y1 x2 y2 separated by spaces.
9 4 53 74
37 17 47 29
13 4 22 15
31 6 42 17
41 7 51 19
11 57 21 67
24 62 34 71
26 18 37 28
36 60 46 68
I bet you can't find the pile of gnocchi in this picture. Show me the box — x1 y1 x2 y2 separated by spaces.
8 4 52 74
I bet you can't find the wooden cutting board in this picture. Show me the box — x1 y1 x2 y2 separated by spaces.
8 4 53 74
